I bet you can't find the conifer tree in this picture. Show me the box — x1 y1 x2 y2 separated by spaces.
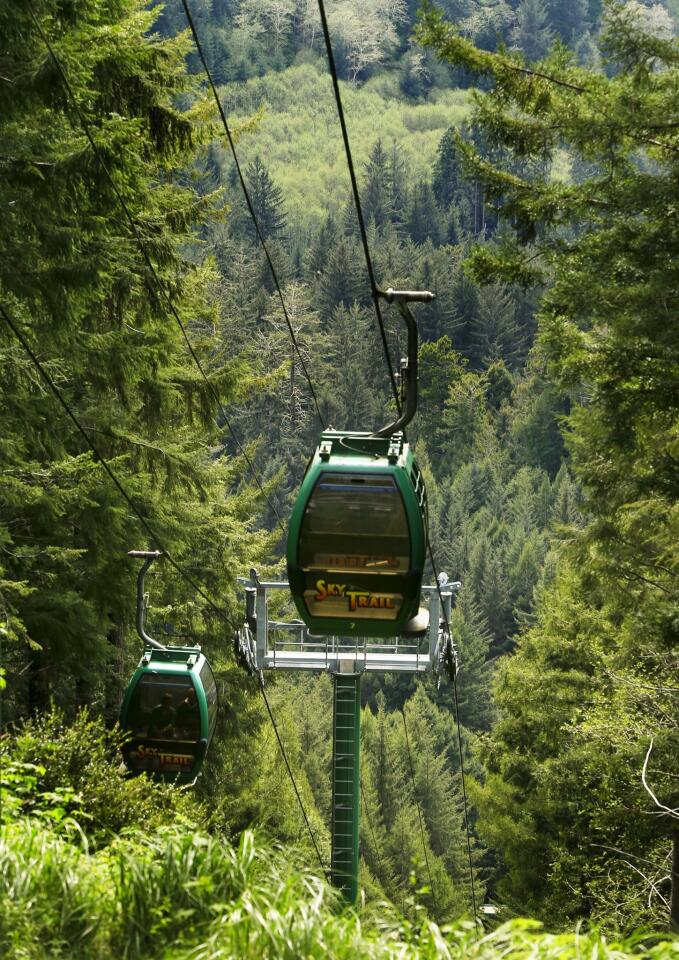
418 0 679 926
510 0 554 61
232 155 288 243
406 180 444 245
0 1 268 717
361 140 395 231
317 236 365 321
469 282 522 369
432 127 462 210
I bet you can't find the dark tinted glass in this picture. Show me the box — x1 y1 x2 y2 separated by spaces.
127 675 199 742
199 660 218 729
299 473 410 574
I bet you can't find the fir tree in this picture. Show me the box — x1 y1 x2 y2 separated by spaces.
406 180 444 245
233 155 288 244
361 140 394 231
0 1 268 718
432 127 461 211
510 0 554 62
418 1 679 926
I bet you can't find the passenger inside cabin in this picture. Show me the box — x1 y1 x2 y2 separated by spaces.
176 690 199 739
149 692 175 737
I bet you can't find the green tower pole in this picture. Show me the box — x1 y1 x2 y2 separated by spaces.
331 667 361 903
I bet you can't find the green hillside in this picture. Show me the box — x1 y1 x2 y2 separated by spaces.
215 61 470 233
2 0 679 952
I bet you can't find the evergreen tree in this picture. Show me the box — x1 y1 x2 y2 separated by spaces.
432 128 462 210
232 155 288 243
317 236 365 321
303 213 339 280
418 1 679 926
506 348 567 476
322 303 384 431
510 0 554 61
444 588 495 730
0 1 269 718
361 140 394 231
469 282 522 370
545 0 587 43
406 180 444 245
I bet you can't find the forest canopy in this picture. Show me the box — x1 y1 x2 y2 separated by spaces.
1 0 678 953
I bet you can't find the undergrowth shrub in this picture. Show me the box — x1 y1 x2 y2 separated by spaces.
2 709 677 958
1 708 200 842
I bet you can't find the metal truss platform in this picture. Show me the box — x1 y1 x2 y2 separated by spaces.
235 574 459 677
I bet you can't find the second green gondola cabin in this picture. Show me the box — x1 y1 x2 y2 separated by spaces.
119 646 217 784
287 431 428 638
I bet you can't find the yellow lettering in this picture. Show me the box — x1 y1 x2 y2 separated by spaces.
315 579 327 601
347 590 367 611
346 591 396 612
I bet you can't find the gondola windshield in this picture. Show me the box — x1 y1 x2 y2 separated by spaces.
300 473 410 574
128 676 201 741
299 472 411 622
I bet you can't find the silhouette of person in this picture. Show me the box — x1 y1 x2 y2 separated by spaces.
149 692 175 737
176 690 198 738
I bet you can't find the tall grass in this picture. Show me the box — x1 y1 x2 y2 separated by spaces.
1 820 677 960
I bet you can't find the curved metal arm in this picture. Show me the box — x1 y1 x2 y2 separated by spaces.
373 288 434 438
128 550 165 650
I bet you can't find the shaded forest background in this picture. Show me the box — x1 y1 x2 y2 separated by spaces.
1 0 678 950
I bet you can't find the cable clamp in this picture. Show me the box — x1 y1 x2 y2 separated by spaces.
319 439 333 460
233 622 258 677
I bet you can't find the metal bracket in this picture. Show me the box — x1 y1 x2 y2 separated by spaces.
373 287 435 438
235 572 459 679
387 436 401 463
233 622 259 678
128 550 166 651
319 439 333 460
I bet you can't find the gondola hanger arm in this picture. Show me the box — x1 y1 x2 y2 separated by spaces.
373 288 435 438
128 550 166 650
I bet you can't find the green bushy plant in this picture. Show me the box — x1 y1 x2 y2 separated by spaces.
1 708 200 843
1 821 677 960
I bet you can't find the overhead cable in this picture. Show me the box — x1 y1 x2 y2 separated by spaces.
4 297 328 875
315 0 478 918
316 0 401 412
31 17 329 869
360 780 389 883
259 677 329 878
426 548 478 921
0 301 233 624
179 0 327 431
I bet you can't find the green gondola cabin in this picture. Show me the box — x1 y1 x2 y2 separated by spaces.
287 431 428 638
119 646 217 784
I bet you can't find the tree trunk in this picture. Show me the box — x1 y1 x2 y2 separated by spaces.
671 824 679 933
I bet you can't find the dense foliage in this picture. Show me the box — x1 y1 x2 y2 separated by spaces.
2 0 679 947
0 0 274 722
2 715 677 959
418 0 679 930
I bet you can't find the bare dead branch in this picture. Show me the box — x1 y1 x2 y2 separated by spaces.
642 740 679 819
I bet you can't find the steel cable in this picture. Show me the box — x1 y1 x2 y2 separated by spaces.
180 0 327 432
